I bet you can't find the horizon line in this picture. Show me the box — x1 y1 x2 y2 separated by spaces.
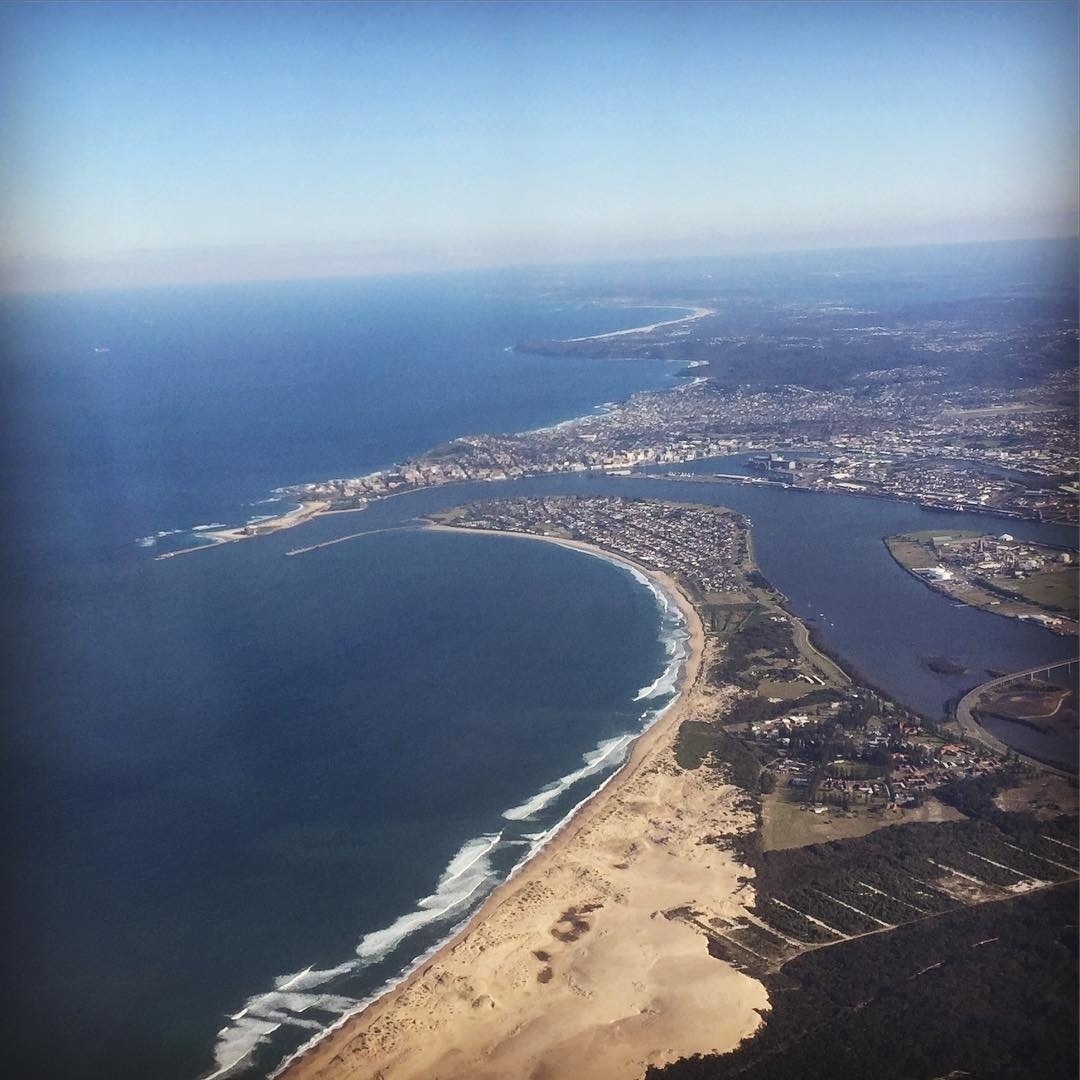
2 229 1077 299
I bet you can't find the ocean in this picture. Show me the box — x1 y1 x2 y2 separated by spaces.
0 277 690 1080
1 248 1075 1080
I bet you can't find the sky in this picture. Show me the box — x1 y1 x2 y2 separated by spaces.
0 0 1077 291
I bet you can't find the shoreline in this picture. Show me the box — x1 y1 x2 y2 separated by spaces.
155 500 329 560
275 525 767 1080
564 305 715 342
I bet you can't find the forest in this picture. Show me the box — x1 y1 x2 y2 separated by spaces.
649 882 1078 1080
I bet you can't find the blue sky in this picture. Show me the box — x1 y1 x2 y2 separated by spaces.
1 0 1077 289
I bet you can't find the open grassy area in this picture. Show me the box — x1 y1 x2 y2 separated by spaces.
700 600 760 639
761 786 964 851
984 565 1079 614
993 772 1079 819
755 678 816 700
977 681 1078 738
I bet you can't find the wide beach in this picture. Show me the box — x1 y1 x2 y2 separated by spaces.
278 527 768 1080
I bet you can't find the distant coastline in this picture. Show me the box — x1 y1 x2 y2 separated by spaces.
563 305 715 342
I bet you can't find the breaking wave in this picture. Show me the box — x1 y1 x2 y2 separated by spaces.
204 832 504 1079
203 541 691 1080
134 528 185 548
355 832 503 965
502 734 635 820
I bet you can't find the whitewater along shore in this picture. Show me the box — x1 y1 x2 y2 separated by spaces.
277 528 768 1080
155 500 329 559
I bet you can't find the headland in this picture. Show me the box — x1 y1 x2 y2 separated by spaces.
155 500 329 559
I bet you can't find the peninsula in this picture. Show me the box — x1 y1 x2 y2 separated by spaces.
885 529 1078 636
156 286 1076 561
277 496 1077 1080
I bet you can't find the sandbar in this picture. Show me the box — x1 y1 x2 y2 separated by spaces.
277 526 767 1080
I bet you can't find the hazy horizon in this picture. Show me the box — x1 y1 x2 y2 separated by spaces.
2 0 1077 293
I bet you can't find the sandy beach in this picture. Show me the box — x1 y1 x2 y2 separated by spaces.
278 527 768 1080
565 306 715 343
156 500 330 559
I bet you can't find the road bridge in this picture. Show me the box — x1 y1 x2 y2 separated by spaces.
954 658 1078 775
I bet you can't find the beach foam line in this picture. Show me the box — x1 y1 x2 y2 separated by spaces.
508 686 687 875
267 898 490 1080
355 832 503 965
203 831 504 1080
210 984 363 1079
503 734 636 821
504 544 689 819
219 535 694 1080
134 528 186 548
266 721 683 1080
204 1017 282 1080
274 962 357 993
635 626 689 699
634 662 677 701
267 645 693 1080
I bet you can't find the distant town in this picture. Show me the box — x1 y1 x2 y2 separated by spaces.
287 292 1078 527
434 494 1041 805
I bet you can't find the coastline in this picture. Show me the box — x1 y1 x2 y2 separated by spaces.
155 500 329 560
276 525 767 1080
565 305 715 342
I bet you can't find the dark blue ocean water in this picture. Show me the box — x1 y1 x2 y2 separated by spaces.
1 275 681 569
1 279 688 1080
1 248 1075 1080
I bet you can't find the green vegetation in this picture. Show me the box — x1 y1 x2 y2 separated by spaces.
664 723 1080 1080
708 606 800 690
671 530 1079 1080
979 566 1079 614
701 602 759 638
674 720 725 771
649 883 1079 1080
674 720 770 794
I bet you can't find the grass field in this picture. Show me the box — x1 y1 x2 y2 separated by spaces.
761 786 964 851
984 565 1078 614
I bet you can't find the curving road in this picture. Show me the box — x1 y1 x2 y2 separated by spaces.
954 658 1078 774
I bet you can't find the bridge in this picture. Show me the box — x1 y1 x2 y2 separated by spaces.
954 658 1078 774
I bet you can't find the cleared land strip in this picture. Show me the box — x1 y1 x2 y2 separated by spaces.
700 872 1077 983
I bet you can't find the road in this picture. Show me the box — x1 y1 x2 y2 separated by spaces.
954 658 1078 774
